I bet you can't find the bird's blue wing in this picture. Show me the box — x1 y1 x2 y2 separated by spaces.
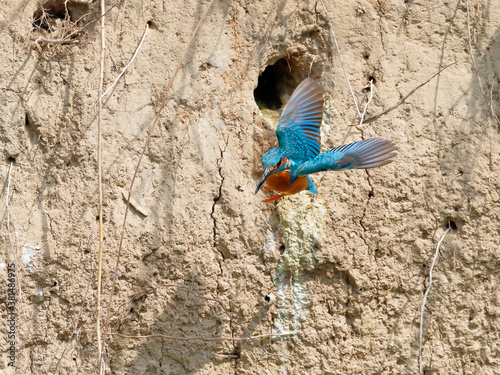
276 78 324 164
294 138 398 176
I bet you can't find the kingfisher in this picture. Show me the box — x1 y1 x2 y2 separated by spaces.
255 78 398 202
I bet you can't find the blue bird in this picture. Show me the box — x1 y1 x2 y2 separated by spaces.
255 78 398 202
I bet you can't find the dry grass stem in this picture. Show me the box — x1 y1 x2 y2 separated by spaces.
340 79 374 145
100 0 217 361
357 78 374 135
101 23 149 100
419 228 450 374
96 0 106 372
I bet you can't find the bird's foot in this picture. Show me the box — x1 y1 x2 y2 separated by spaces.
264 194 285 202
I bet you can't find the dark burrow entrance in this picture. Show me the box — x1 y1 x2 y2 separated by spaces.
254 55 320 116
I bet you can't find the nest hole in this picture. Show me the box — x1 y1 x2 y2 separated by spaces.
147 20 158 29
443 217 461 231
33 0 89 32
254 55 319 113
447 220 458 231
254 59 291 111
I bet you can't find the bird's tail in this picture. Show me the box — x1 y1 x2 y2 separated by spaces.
329 138 398 170
294 138 398 176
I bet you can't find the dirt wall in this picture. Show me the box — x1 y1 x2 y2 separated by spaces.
1 0 499 374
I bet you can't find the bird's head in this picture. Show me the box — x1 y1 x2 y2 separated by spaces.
255 148 291 194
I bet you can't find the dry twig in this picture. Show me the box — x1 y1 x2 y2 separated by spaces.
100 0 217 361
104 283 296 361
103 283 177 325
33 5 117 48
354 78 374 139
206 297 296 361
359 79 374 127
363 58 464 124
101 23 149 100
111 331 298 342
96 0 106 372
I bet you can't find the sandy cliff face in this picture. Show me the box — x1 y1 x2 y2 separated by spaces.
1 0 499 374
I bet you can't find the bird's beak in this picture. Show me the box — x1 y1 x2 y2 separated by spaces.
255 167 272 194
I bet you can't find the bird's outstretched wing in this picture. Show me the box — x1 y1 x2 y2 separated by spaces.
276 78 324 164
294 138 398 176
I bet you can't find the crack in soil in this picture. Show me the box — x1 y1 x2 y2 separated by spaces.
211 141 227 273
359 170 374 249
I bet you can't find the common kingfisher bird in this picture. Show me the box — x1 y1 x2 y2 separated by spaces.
255 78 398 202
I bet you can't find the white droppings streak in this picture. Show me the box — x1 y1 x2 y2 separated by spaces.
263 228 277 255
22 243 40 274
272 193 325 367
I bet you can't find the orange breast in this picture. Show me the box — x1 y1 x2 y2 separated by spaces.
265 171 309 195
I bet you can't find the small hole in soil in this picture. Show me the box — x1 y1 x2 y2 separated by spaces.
368 191 374 198
368 76 376 84
33 0 89 33
33 1 68 31
448 220 458 231
363 54 370 60
422 263 427 268
279 245 285 254
52 281 57 287
7 157 15 164
442 216 461 231
147 20 158 29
